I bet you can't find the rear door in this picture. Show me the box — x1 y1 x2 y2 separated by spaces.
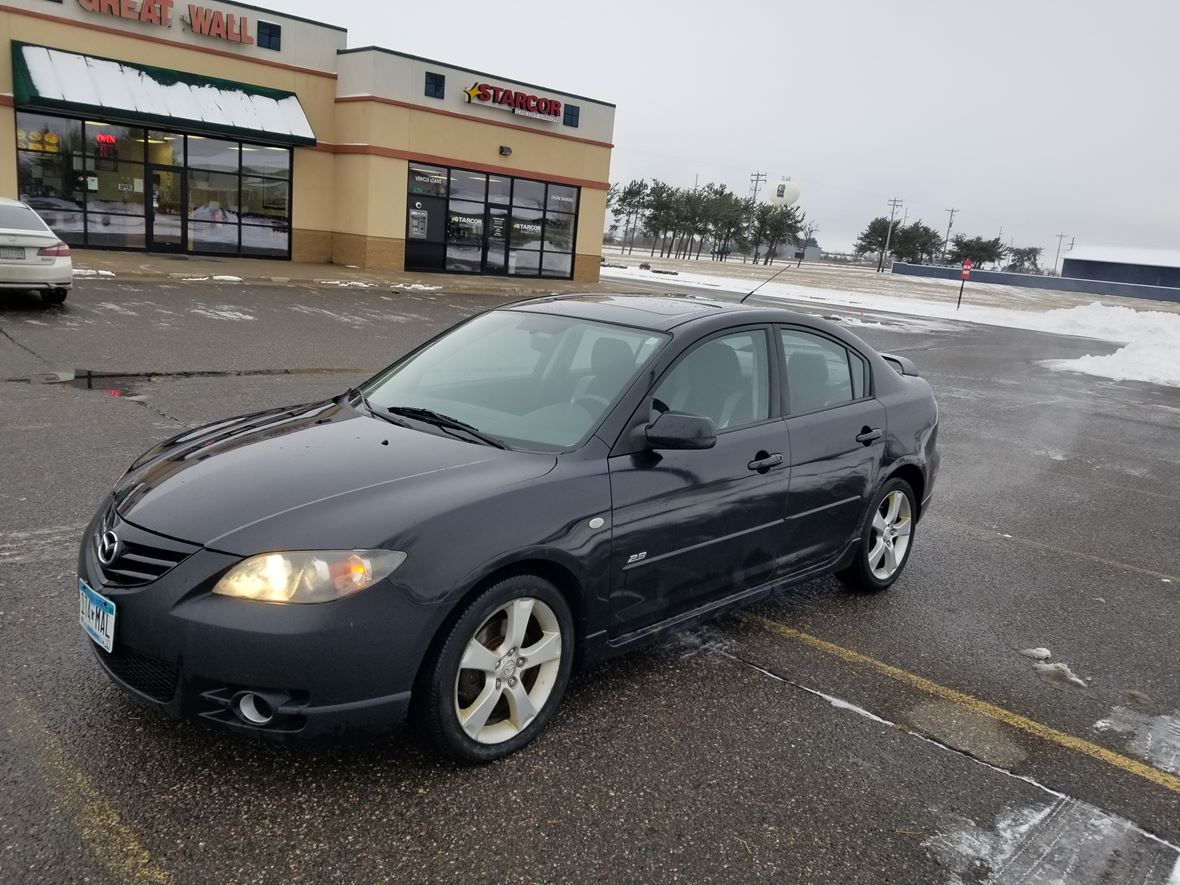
607 327 792 635
778 326 886 572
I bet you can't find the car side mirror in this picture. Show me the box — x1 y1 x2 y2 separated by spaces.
644 411 717 450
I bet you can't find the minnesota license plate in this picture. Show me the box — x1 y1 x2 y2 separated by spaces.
79 578 116 653
0 246 24 259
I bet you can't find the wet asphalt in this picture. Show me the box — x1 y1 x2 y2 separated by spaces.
1 277 1179 884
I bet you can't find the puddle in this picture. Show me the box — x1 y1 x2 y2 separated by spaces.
70 370 145 398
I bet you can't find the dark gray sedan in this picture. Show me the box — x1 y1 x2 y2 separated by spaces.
79 294 939 761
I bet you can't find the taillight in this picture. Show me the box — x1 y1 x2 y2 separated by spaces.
38 242 70 257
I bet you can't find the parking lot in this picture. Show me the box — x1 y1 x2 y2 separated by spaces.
2 272 1179 883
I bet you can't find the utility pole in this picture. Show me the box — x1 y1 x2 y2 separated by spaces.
878 197 903 273
746 171 768 263
942 208 958 264
749 171 768 203
1053 233 1070 276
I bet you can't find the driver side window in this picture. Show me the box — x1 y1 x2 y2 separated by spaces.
653 330 770 431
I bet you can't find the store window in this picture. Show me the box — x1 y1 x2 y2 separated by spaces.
15 111 293 258
425 72 446 99
563 104 580 128
258 21 282 51
404 163 579 279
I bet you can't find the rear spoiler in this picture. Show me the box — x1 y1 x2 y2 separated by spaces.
880 353 920 377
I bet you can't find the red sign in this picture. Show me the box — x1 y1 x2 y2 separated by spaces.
464 82 562 123
76 1 256 44
961 259 973 280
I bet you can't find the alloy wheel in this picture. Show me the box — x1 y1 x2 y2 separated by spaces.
453 597 563 745
867 490 913 580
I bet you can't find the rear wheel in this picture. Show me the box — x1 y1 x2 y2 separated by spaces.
421 575 574 762
836 478 916 593
42 288 68 305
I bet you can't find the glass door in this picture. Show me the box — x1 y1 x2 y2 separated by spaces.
483 207 509 275
147 166 186 252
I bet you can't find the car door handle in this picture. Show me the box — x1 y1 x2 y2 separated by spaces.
856 427 883 445
747 452 784 473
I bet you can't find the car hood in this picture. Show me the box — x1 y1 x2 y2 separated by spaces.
113 400 556 554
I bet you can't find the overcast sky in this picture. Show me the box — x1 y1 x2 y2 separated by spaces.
278 0 1180 258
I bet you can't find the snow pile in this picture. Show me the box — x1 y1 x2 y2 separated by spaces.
211 275 244 283
391 283 443 292
601 265 1180 387
1037 304 1180 386
74 269 116 278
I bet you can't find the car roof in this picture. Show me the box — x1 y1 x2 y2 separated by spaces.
505 293 816 332
0 196 30 208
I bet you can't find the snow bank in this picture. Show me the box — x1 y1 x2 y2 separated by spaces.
601 266 1180 387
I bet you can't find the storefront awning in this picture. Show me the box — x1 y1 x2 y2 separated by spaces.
12 43 316 147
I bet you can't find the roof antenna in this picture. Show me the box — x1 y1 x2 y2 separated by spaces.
739 263 793 304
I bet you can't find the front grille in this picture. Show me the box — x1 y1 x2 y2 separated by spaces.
92 509 199 587
97 645 179 702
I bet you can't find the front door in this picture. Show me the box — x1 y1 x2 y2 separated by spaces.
607 328 791 636
483 207 509 275
147 166 185 252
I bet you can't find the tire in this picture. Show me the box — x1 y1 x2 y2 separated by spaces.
836 477 917 593
421 574 575 762
42 288 68 305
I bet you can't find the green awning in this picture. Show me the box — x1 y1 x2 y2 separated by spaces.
12 42 316 146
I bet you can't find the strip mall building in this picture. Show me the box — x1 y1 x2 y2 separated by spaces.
0 0 614 281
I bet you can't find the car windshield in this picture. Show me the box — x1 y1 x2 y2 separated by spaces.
0 205 49 232
364 310 668 451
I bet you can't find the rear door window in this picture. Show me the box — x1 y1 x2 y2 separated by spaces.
781 329 856 414
0 205 50 231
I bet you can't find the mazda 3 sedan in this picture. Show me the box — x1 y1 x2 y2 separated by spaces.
79 294 939 761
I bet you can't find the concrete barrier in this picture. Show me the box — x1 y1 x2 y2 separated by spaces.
891 262 1180 305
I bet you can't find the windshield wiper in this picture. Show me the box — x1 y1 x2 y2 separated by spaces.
386 406 508 449
345 387 411 429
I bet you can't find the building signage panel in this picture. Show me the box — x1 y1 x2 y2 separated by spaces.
464 82 561 124
76 0 257 45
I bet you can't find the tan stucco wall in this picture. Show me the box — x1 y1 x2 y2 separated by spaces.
333 102 611 185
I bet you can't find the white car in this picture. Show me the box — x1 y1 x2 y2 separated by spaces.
0 196 73 304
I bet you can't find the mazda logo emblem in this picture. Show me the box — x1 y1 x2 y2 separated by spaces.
97 530 121 565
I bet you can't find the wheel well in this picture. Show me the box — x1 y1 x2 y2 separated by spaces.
409 559 588 709
888 464 925 519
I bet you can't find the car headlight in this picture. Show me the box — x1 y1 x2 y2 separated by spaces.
212 550 407 604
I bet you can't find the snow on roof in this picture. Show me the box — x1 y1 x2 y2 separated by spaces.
18 45 314 144
1065 245 1180 269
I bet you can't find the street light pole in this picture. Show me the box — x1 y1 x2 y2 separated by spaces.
879 198 903 273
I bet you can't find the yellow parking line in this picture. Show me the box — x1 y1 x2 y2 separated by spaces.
10 693 173 884
744 614 1180 795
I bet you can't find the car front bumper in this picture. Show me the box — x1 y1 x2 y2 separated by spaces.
79 505 442 739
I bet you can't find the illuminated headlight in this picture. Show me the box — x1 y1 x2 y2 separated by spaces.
212 550 407 604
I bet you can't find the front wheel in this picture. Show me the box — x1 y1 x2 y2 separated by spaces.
421 575 574 762
836 478 916 593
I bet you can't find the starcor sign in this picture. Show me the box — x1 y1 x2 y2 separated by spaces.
76 0 258 45
464 82 562 123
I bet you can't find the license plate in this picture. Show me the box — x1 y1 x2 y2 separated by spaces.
79 578 116 653
0 246 24 259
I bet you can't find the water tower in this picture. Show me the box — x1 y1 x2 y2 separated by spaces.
769 178 800 206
